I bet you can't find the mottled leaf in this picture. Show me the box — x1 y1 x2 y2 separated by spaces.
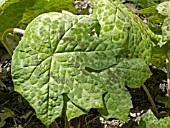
137 109 170 128
99 58 151 121
157 1 170 16
12 12 116 126
157 1 170 41
12 0 154 126
161 17 170 41
91 0 160 63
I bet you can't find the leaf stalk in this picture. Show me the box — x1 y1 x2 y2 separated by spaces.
141 84 160 117
1 28 25 56
1 28 14 56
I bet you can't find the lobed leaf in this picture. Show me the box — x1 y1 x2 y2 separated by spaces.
12 0 155 126
12 12 113 126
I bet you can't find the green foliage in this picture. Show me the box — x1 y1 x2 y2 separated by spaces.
0 0 77 34
157 1 170 17
137 110 170 128
138 6 158 14
126 0 159 8
150 1 170 67
155 95 170 108
0 0 169 127
145 2 170 127
157 1 170 41
91 0 160 62
11 0 158 126
0 108 14 127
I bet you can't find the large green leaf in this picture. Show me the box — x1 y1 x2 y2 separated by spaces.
12 0 154 126
12 12 109 126
137 110 170 128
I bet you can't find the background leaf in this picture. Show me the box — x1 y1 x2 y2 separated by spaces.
0 0 77 35
157 1 170 16
126 0 159 8
137 109 170 128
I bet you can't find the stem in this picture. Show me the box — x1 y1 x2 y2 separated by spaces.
141 84 160 117
62 94 70 128
73 118 78 128
1 28 25 56
51 121 60 128
1 28 14 56
80 115 85 128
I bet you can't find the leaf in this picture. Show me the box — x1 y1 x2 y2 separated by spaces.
12 0 154 126
126 0 159 8
157 1 170 16
91 0 160 63
161 17 170 41
137 6 165 24
137 109 170 128
147 15 165 24
99 58 151 121
12 13 150 126
138 6 158 14
0 0 9 7
0 0 77 34
66 100 85 121
151 45 166 68
0 0 34 34
155 95 170 108
157 1 170 41
0 109 14 127
18 0 77 28
12 12 107 126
